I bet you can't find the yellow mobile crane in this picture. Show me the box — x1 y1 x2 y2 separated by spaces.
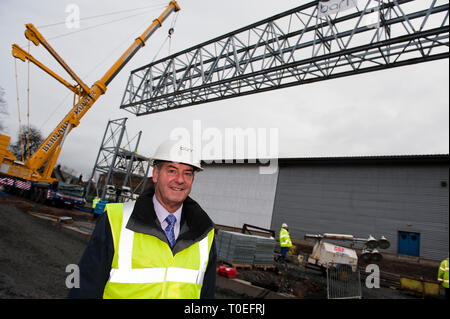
0 1 180 203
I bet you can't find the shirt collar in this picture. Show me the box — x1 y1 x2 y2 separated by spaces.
152 194 182 224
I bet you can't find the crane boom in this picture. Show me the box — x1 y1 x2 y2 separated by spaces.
24 23 91 95
12 44 82 95
6 1 180 183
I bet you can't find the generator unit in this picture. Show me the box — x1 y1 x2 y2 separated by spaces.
304 233 390 271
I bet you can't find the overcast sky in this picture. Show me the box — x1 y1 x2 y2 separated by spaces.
0 0 448 179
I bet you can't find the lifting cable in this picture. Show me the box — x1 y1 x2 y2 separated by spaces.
152 11 179 62
26 41 31 160
16 4 167 48
46 9 161 42
168 11 179 56
13 40 33 162
13 58 24 162
37 3 167 29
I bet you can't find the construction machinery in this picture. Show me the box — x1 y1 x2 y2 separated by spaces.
40 181 85 208
0 1 180 202
119 186 132 202
304 233 391 271
303 233 391 299
104 184 117 202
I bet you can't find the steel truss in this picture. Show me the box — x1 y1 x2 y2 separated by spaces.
86 118 150 201
120 0 449 115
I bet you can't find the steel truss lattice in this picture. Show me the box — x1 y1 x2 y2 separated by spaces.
86 118 150 201
120 0 449 115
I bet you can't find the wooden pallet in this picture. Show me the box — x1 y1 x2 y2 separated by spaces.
253 264 276 271
219 260 275 271
218 260 253 269
230 263 253 270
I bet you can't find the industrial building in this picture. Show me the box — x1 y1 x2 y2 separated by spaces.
191 154 449 261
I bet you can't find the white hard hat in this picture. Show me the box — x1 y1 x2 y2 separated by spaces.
150 139 203 171
282 223 288 228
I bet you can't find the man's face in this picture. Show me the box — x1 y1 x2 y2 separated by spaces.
152 162 195 212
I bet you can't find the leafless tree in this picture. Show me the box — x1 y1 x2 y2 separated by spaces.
9 124 44 162
0 86 9 134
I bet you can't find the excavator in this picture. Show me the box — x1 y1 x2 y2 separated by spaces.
0 1 180 205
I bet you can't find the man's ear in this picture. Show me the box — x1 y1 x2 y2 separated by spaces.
152 166 159 184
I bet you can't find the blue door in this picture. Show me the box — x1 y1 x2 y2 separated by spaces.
398 231 420 257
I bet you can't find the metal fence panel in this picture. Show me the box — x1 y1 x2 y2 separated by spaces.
326 264 362 299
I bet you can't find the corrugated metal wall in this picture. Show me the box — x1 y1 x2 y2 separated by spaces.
271 159 449 261
190 162 278 229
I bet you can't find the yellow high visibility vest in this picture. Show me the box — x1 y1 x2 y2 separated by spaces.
102 202 214 299
280 228 292 248
92 197 100 209
438 258 449 288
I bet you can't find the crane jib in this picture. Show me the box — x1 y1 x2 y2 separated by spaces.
42 90 96 153
42 121 69 152
6 1 180 182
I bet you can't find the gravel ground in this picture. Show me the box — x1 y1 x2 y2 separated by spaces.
0 202 87 298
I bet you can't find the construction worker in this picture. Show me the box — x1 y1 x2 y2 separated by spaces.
278 223 292 262
91 196 100 210
437 256 449 298
69 139 216 299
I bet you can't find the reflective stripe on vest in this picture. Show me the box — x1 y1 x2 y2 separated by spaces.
280 228 292 247
92 197 100 209
440 259 449 271
438 258 449 288
103 202 214 298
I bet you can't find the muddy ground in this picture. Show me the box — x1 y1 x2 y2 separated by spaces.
0 193 442 299
0 196 87 298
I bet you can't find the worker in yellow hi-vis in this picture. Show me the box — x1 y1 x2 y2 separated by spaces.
92 196 100 209
437 256 449 298
68 139 216 299
278 223 292 262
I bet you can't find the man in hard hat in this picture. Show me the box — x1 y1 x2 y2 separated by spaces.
437 256 449 298
69 139 216 299
278 223 292 262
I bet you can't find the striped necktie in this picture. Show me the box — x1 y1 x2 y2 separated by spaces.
164 214 176 248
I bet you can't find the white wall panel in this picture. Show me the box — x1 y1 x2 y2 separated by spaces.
190 163 278 229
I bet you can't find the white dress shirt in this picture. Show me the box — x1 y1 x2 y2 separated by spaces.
152 194 182 240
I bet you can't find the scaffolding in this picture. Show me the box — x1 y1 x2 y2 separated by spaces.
86 118 151 201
